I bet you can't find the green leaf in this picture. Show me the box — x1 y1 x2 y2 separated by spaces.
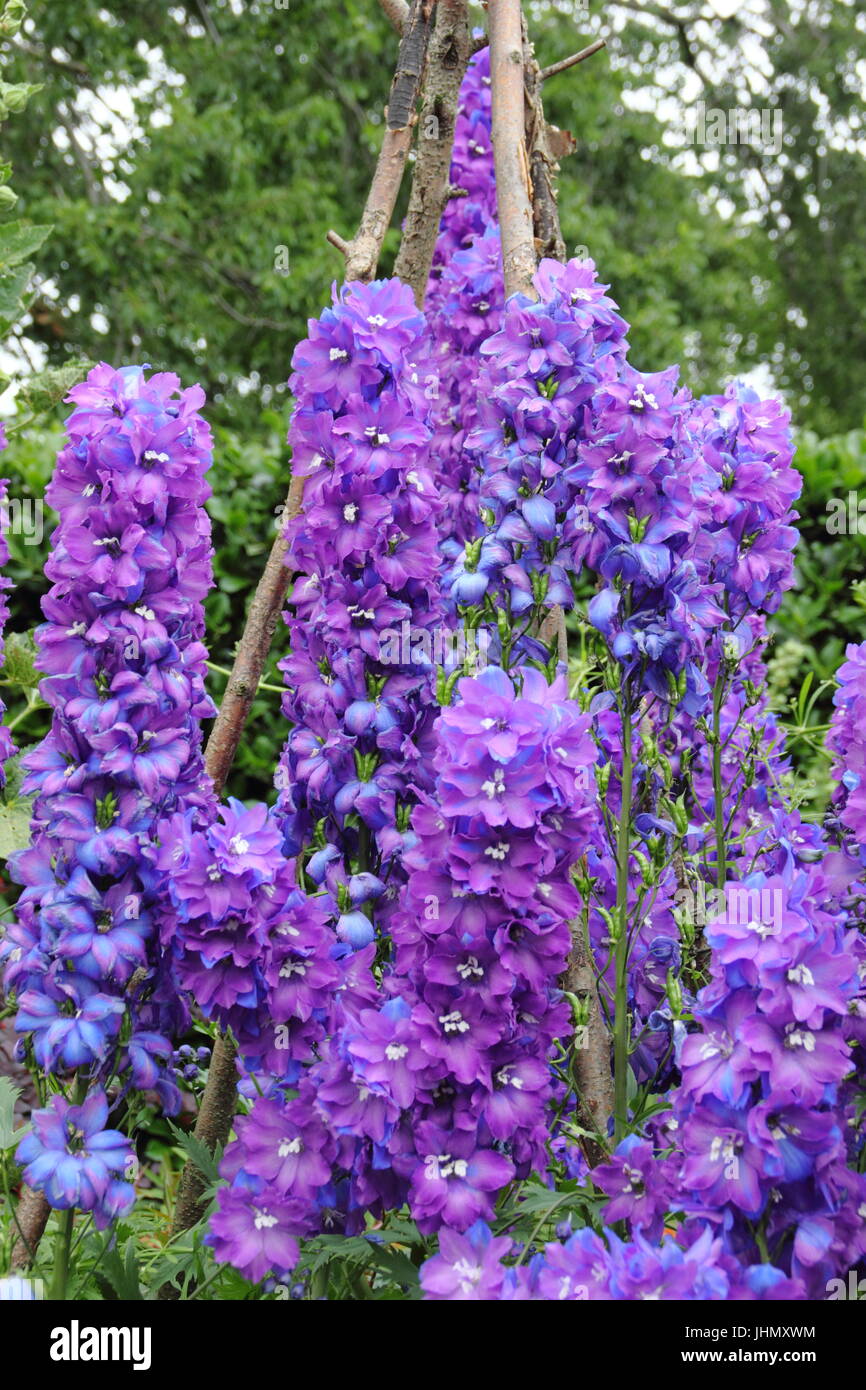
0 221 52 270
166 1120 222 1186
2 630 41 689
15 359 91 418
0 795 34 859
0 261 32 322
96 1240 143 1301
142 1247 198 1298
0 1076 23 1150
364 1243 420 1287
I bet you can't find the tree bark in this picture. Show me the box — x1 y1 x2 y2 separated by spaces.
564 925 614 1164
203 474 303 796
332 0 436 284
9 1185 50 1270
163 1036 239 1270
392 0 472 306
379 0 409 35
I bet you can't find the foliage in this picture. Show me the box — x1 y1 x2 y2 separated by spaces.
767 424 866 814
0 1 862 436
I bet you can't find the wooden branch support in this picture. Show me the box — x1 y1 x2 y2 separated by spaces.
201 473 303 797
564 921 615 1164
488 0 536 300
328 0 436 283
523 25 567 264
488 0 614 1146
379 0 410 34
392 0 473 305
9 1185 50 1270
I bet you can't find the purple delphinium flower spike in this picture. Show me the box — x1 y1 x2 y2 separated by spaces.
1 364 217 1227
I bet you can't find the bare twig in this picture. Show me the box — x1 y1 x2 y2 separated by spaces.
389 0 435 129
329 0 435 283
162 1043 236 1274
213 294 288 333
540 39 606 82
203 476 304 796
523 25 567 265
488 0 536 299
538 607 568 663
326 229 350 256
392 0 472 305
195 0 222 45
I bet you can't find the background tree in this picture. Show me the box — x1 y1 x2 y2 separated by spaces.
1 0 862 436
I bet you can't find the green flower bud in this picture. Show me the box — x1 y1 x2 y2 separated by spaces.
0 0 26 38
0 81 36 113
666 968 684 1017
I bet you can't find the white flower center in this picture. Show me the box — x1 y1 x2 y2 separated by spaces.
629 382 658 411
424 1152 468 1180
787 964 814 987
481 769 506 799
484 842 509 861
280 961 306 978
253 1208 278 1230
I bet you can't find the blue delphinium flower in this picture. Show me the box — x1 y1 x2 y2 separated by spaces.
17 1090 134 1227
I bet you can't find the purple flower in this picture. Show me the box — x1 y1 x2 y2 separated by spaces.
408 1125 514 1232
17 1090 134 1224
420 1220 513 1300
207 1186 303 1284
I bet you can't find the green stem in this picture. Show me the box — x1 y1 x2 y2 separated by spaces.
5 695 47 733
49 1208 75 1301
712 672 727 889
205 661 284 694
613 697 634 1144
